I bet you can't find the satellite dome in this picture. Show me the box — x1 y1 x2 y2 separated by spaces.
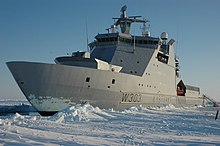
161 32 168 40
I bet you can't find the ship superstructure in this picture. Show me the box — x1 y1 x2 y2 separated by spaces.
7 6 204 115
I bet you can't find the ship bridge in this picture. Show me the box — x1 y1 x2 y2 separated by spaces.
90 32 160 76
56 5 174 77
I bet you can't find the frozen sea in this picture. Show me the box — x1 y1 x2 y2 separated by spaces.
0 100 220 146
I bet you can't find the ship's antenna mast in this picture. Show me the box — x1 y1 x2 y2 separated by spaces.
176 24 179 55
142 18 150 37
86 21 89 52
113 5 146 53
133 17 136 52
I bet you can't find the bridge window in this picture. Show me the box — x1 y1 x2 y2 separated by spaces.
154 41 159 44
101 38 105 42
138 40 142 44
119 37 125 42
98 37 118 42
125 39 131 43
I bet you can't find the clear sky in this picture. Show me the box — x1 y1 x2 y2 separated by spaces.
0 0 220 101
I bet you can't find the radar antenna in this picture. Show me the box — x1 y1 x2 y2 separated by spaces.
120 5 127 18
112 5 147 34
141 18 150 36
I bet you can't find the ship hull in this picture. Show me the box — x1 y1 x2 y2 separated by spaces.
7 61 204 115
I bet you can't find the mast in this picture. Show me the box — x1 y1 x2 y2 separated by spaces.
86 22 89 52
112 5 146 35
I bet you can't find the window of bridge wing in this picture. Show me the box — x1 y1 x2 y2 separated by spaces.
149 40 153 44
115 37 118 42
119 37 132 44
154 41 158 44
125 38 131 43
106 37 110 42
138 40 142 44
119 37 124 42
110 37 114 42
110 37 117 42
101 38 105 42
98 37 118 43
132 39 138 44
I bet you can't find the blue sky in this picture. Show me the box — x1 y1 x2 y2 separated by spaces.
0 0 220 101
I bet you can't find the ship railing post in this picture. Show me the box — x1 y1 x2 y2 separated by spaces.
215 110 219 120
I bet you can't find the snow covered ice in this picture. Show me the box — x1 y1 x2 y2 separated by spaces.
0 101 220 145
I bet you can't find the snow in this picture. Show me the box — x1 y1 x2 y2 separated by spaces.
0 101 220 145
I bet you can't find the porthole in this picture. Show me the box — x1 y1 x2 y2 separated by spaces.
21 82 24 84
112 79 115 84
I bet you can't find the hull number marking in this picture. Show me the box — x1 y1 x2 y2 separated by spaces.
121 92 142 102
153 96 171 103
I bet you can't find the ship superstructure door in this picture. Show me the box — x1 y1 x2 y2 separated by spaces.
177 80 186 96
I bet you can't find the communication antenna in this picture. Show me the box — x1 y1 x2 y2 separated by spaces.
121 5 127 18
132 16 142 53
86 21 89 52
133 17 136 53
176 24 179 55
121 5 127 12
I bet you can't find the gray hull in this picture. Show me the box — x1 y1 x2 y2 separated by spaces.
7 61 204 115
